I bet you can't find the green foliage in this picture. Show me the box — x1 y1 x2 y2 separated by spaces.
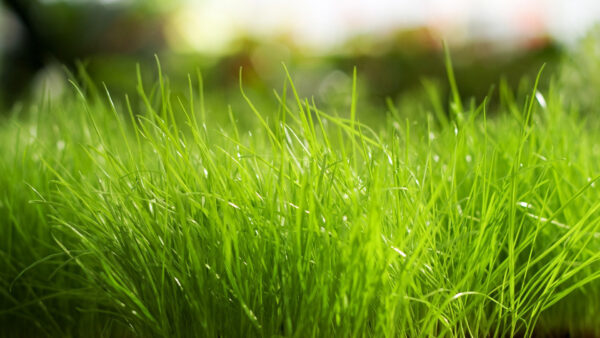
1 57 600 337
559 27 600 114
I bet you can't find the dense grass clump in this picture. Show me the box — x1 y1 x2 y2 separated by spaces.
1 59 600 337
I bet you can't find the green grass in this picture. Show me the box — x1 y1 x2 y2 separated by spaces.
2 52 600 337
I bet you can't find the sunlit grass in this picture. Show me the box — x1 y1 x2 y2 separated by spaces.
1 56 600 337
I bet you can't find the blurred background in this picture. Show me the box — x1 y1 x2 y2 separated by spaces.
1 0 600 113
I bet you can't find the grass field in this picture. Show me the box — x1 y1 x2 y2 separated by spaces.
2 48 600 337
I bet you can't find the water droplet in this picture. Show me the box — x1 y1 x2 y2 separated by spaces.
391 246 407 257
517 201 533 209
535 91 547 108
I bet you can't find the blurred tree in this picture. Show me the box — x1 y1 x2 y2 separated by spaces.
0 0 167 108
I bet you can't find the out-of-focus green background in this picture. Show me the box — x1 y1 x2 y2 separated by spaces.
0 0 597 113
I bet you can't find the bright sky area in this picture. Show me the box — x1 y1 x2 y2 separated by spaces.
163 0 600 53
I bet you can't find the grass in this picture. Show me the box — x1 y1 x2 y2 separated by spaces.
1 50 600 337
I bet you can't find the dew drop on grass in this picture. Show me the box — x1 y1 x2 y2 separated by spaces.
465 154 472 163
174 277 183 289
429 132 435 141
423 263 433 272
433 154 440 162
203 168 209 178
241 303 259 324
391 246 407 258
535 91 547 108
517 201 533 209
56 140 65 151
